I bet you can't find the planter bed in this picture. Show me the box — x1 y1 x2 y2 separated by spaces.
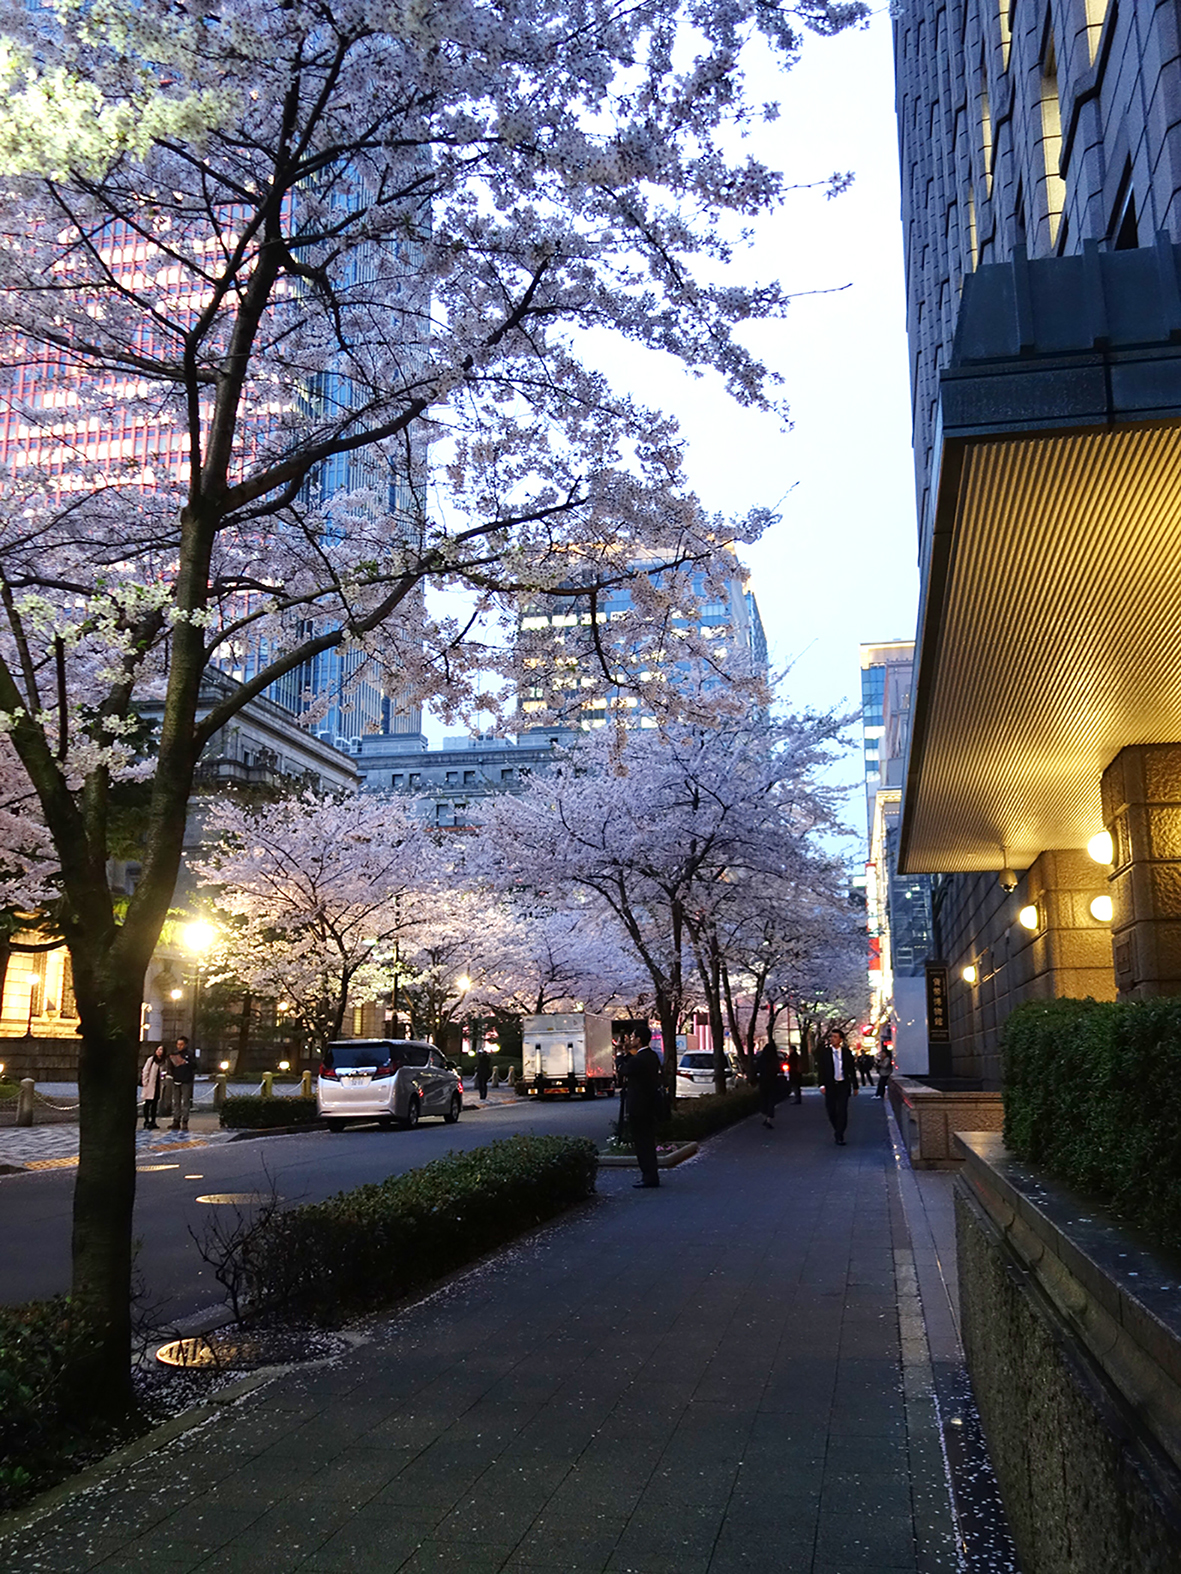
598 1142 698 1169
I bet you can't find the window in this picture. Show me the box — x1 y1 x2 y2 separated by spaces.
428 1050 447 1069
979 72 993 196
463 770 476 784
1111 164 1138 250
1039 41 1066 248
408 773 421 787
393 773 404 787
500 767 514 781
445 770 458 784
998 0 1011 71
1084 0 1109 65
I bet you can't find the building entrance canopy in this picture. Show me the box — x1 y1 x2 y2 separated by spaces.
900 241 1181 875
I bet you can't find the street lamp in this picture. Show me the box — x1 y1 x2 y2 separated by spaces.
180 918 218 1064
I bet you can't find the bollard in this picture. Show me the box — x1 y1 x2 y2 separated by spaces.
491 1066 502 1087
213 1074 227 1107
16 1077 34 1127
260 1071 274 1098
300 1069 312 1097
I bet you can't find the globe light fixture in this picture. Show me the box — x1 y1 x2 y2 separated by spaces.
457 974 472 993
219 1060 231 1072
278 1060 290 1072
961 965 978 984
169 987 183 1001
1017 905 1039 931
181 918 217 955
1087 831 1114 865
1090 895 1114 923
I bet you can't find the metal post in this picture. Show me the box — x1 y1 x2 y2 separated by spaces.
16 1077 34 1126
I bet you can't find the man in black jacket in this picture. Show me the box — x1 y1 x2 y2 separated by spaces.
619 1024 663 1188
816 1028 857 1146
167 1037 195 1132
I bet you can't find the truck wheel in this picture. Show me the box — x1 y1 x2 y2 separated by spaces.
582 1085 596 1099
404 1098 420 1129
444 1093 461 1124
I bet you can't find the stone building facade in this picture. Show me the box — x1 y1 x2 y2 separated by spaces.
894 2 1181 1082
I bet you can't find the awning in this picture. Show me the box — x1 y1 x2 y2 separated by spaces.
900 240 1181 874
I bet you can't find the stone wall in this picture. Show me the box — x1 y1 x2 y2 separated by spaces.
955 1133 1181 1574
888 1076 1004 1167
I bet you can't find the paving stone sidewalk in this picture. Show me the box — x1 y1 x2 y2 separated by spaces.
1 1094 967 1573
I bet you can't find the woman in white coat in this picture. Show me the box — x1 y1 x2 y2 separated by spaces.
140 1045 166 1130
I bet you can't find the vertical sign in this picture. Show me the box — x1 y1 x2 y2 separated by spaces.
925 963 950 1042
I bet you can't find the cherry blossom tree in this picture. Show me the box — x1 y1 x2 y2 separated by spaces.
0 0 867 1404
193 791 435 1052
480 897 649 1018
477 714 850 1100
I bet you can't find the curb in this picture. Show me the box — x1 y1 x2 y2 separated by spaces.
598 1141 699 1169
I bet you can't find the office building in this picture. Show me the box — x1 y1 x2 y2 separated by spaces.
860 641 933 1069
894 2 1181 1082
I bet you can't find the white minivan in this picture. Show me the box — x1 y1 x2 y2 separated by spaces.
317 1039 463 1131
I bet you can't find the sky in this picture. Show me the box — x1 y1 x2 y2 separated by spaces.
427 7 919 842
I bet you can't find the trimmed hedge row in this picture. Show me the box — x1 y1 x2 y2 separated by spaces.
1003 996 1181 1250
658 1084 761 1142
0 1298 100 1511
241 1133 598 1321
220 1095 320 1129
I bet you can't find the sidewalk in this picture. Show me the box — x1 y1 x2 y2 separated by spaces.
1 1094 993 1573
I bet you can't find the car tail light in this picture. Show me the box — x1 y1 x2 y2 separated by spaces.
319 1063 338 1081
457 1078 464 1094
780 1061 789 1074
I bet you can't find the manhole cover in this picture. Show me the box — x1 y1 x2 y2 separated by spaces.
194 1192 278 1205
137 1163 179 1173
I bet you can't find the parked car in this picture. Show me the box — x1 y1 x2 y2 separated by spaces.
675 1051 739 1098
318 1039 463 1131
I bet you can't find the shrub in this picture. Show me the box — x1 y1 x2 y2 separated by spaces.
1003 996 1181 1251
658 1084 761 1142
241 1133 598 1321
0 1299 100 1511
220 1096 320 1129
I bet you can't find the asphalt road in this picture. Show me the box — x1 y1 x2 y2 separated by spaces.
0 1098 615 1328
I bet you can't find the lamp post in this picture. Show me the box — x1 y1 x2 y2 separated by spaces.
180 919 218 1067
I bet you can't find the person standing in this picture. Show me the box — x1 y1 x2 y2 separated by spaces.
817 1028 856 1146
167 1036 195 1131
140 1044 166 1130
875 1043 896 1099
619 1024 663 1189
475 1046 492 1101
786 1046 802 1104
755 1039 780 1129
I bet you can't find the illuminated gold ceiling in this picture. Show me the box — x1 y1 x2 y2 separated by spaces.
900 422 1181 873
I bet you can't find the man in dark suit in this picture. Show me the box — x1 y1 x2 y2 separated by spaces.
619 1024 663 1188
816 1028 857 1146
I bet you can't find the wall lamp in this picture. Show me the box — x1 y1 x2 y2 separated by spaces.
1017 905 1039 931
961 964 978 984
1090 895 1114 923
1087 831 1114 865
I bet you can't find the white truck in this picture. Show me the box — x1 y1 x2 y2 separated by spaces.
521 1012 617 1098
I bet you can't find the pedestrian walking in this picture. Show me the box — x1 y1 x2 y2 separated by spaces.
755 1038 780 1128
140 1044 166 1129
786 1046 802 1103
475 1047 492 1101
857 1049 875 1089
875 1043 896 1099
618 1023 663 1188
167 1036 195 1131
817 1027 857 1146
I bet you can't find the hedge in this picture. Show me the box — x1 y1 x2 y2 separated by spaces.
1003 996 1181 1251
0 1298 103 1511
658 1084 761 1142
240 1133 598 1321
220 1095 320 1129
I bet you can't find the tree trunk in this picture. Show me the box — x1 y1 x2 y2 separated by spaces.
69 967 143 1418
